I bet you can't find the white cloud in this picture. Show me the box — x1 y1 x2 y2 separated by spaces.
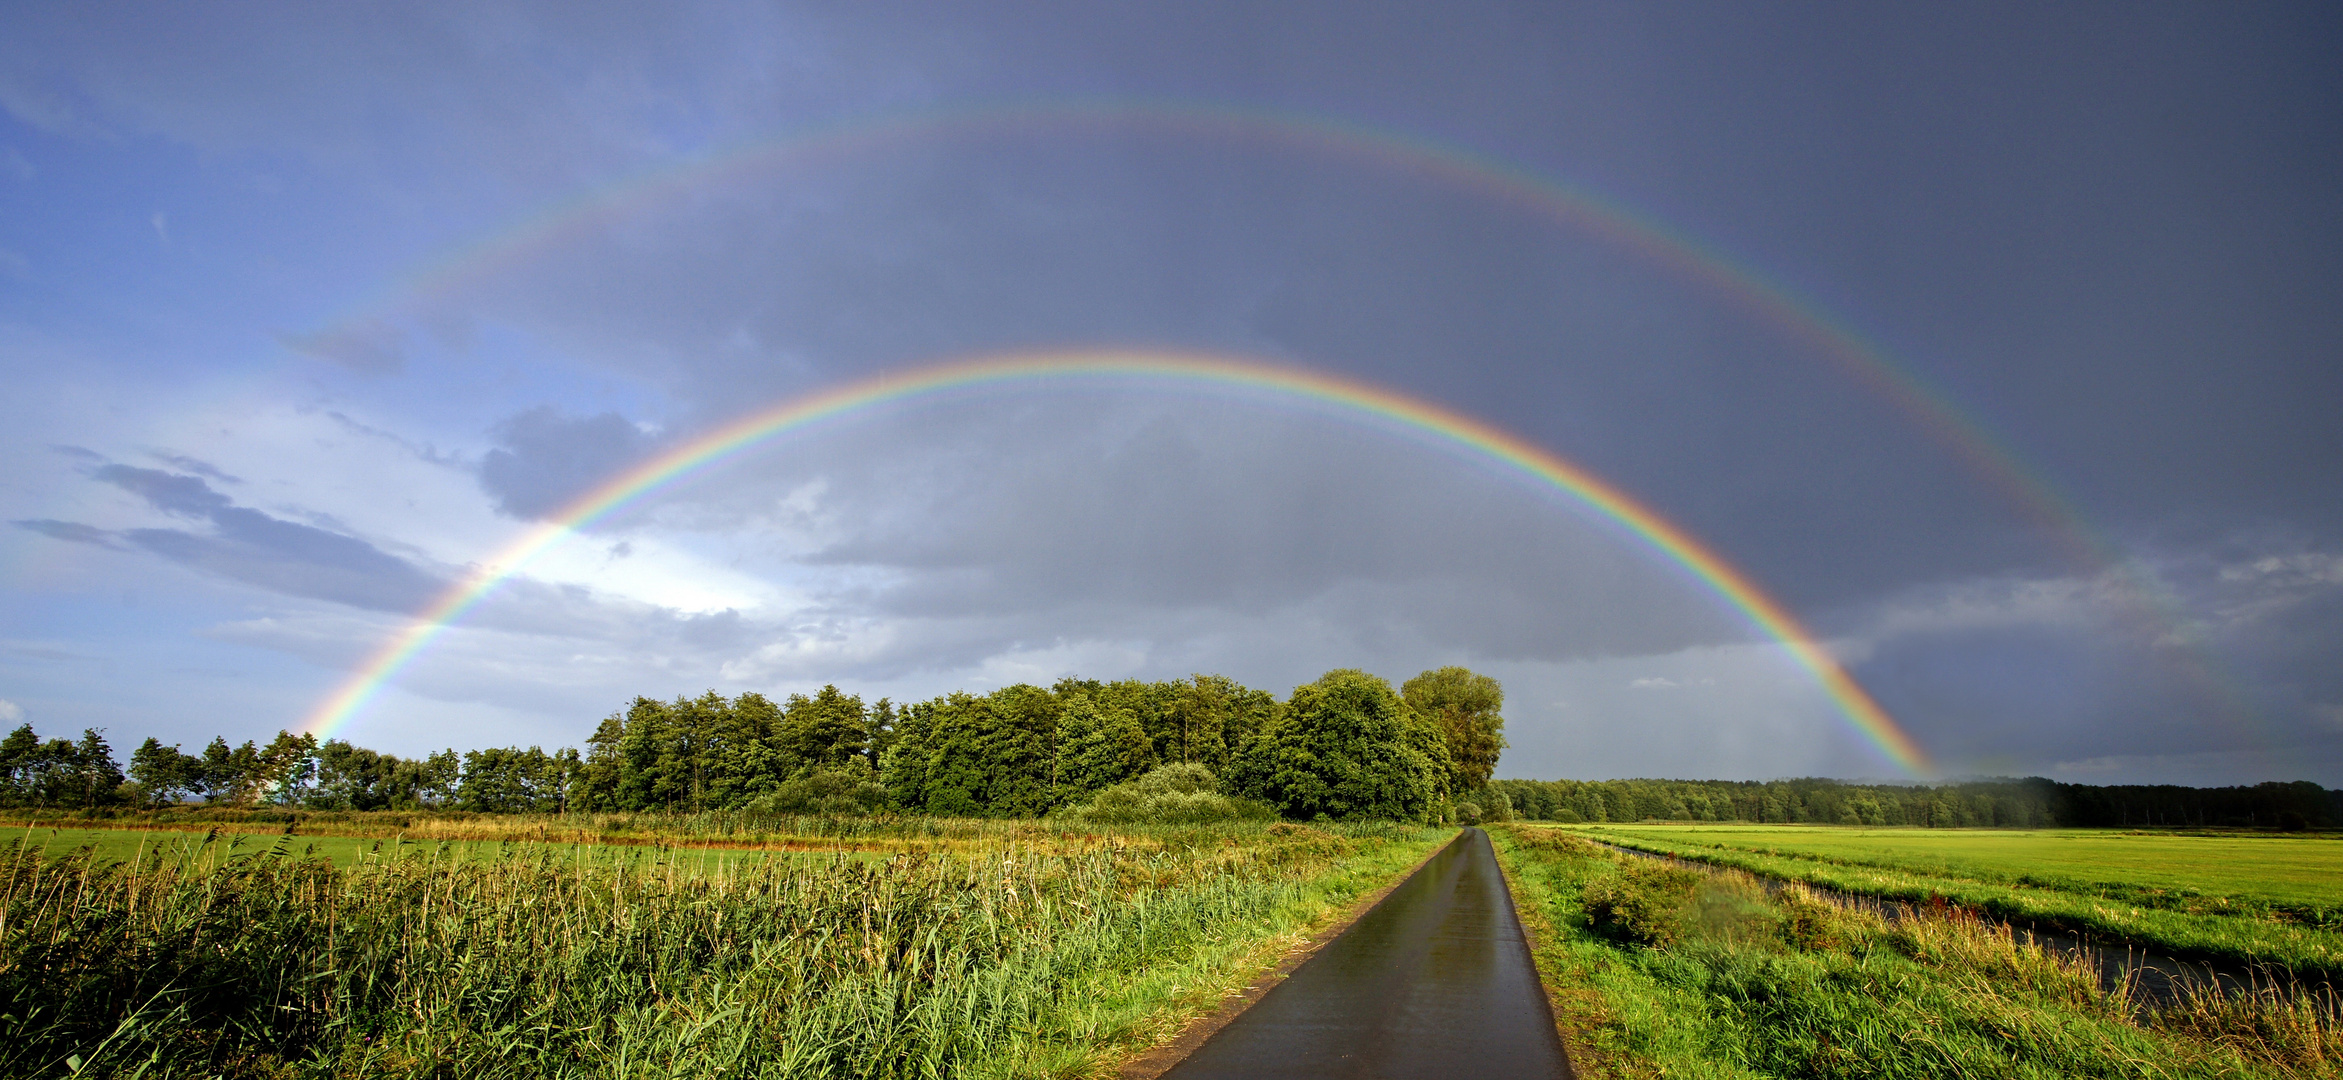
0 699 21 722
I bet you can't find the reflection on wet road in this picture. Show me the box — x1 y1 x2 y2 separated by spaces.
1163 828 1573 1079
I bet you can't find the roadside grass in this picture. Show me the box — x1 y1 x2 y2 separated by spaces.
0 817 1447 1078
1568 824 2343 978
1491 825 2341 1080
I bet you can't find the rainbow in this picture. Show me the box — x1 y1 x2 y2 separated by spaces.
301 350 1933 775
294 101 2240 731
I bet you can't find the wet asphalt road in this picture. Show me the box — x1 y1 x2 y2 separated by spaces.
1161 828 1573 1080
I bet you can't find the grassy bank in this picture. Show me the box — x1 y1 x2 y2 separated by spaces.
1 819 1446 1078
1572 824 2343 979
1491 825 2340 1079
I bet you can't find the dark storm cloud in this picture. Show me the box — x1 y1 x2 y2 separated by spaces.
650 397 1746 662
1840 543 2343 781
477 407 655 520
35 466 452 612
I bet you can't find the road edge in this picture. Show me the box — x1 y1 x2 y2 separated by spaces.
1114 827 1465 1080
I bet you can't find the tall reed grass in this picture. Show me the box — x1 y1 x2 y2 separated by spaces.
2 824 1427 1078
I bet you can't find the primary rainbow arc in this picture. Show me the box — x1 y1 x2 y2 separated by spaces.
301 350 1932 776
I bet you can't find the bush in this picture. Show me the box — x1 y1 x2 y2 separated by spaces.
743 768 891 816
1453 802 1482 825
1062 765 1277 826
1581 860 1776 948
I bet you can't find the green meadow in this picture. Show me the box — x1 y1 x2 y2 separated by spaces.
1491 826 2340 1079
1569 823 2343 977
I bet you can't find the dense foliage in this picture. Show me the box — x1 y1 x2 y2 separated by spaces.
1225 669 1451 822
0 668 1471 823
1491 775 2343 830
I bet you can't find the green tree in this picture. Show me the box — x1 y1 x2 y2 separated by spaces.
615 696 676 810
128 737 199 807
863 698 895 775
72 729 125 808
254 730 320 805
780 685 867 775
198 737 260 804
1228 669 1449 822
0 724 40 805
1165 674 1274 772
1050 693 1153 805
577 713 626 810
313 739 410 810
708 692 784 807
913 686 1059 816
417 749 462 807
878 699 937 811
1401 666 1508 792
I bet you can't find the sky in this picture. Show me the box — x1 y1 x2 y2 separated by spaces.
2 2 2338 785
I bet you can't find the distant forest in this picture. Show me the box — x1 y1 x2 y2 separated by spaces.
1 670 2336 828
1490 776 2341 831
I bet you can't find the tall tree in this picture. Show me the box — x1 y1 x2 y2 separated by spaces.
128 737 198 807
72 729 125 808
708 691 784 806
1228 669 1450 822
1401 666 1508 793
780 685 867 775
1051 693 1153 804
615 696 675 811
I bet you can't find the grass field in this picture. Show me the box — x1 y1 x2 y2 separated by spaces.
1583 824 2342 910
2 822 890 871
1491 826 2341 1079
1569 823 2343 980
0 816 1449 1078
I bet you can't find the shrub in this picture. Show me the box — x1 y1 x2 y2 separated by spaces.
1062 764 1277 826
742 768 890 816
1582 860 1776 948
1453 802 1482 826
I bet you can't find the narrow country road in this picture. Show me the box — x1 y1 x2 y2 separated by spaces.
1162 827 1574 1080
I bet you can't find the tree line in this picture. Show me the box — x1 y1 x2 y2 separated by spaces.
9 675 2337 827
1490 776 2343 830
0 666 1510 821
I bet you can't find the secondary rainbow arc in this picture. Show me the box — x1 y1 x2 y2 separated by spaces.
292 101 2240 733
300 351 1933 776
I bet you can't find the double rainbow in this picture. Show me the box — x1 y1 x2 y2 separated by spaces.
300 351 1932 776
